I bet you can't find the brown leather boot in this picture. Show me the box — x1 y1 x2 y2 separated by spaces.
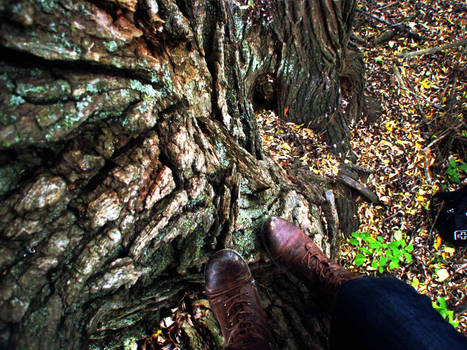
262 217 361 307
205 249 277 350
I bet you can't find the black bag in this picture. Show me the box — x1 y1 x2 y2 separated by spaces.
433 185 467 246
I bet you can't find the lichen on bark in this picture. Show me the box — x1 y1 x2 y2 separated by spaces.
0 0 361 349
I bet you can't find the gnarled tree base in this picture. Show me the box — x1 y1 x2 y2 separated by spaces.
0 0 362 348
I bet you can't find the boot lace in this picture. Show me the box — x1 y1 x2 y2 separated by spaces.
224 291 268 345
209 281 270 348
301 242 340 286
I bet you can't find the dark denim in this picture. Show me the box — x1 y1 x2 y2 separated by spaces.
331 277 467 350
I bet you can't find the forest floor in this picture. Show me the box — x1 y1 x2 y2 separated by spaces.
144 2 466 348
258 0 466 334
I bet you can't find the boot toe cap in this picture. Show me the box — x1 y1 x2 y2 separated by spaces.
262 216 296 255
205 249 251 293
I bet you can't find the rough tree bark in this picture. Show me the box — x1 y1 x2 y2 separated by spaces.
0 0 363 349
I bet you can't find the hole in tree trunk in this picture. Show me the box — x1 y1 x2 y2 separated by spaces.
252 73 278 111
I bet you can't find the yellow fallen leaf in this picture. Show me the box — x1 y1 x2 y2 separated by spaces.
417 283 427 293
152 330 163 338
444 246 455 254
420 78 431 89
411 276 419 290
385 122 394 132
434 235 442 250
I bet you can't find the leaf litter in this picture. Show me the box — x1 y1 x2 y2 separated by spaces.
258 0 466 333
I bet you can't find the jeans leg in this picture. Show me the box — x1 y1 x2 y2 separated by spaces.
330 277 467 350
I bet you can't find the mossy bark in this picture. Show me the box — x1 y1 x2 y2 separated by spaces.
0 0 362 349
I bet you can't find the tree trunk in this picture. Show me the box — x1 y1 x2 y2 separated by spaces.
0 0 362 349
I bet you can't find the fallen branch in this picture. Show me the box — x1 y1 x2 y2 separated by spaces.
356 8 424 42
343 162 376 174
357 8 399 27
337 174 381 204
398 38 467 58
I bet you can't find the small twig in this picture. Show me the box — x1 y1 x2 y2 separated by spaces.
357 8 396 26
428 208 440 240
422 122 465 152
453 135 467 144
378 2 399 11
455 263 467 274
392 65 444 116
424 152 432 185
398 38 467 58
422 130 452 152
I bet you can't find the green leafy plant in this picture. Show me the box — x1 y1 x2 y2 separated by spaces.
349 231 414 274
446 157 467 183
432 297 459 328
